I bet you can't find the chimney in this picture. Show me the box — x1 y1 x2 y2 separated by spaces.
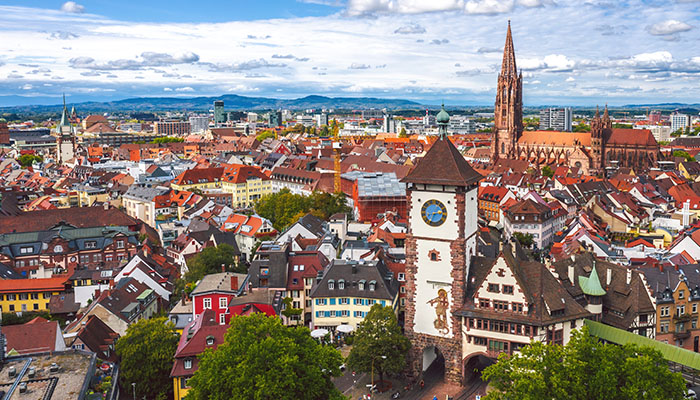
231 276 238 290
568 265 574 286
103 202 109 211
221 264 226 273
626 268 631 285
606 268 612 286
181 291 186 306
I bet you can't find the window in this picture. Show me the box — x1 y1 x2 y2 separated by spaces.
479 299 490 308
7 294 16 301
400 286 406 293
369 281 376 291
639 314 648 324
20 246 32 254
203 298 212 309
328 280 334 290
512 303 523 313
219 297 228 309
184 359 192 370
358 281 365 290
330 298 336 305
488 283 500 293
33 303 39 310
338 280 345 290
85 241 97 249
679 290 685 299
677 305 686 317
493 300 508 311
116 240 124 249
397 273 405 282
694 304 698 314
53 245 63 253
30 293 38 300
430 253 438 261
502 285 514 295
660 322 669 333
661 306 670 317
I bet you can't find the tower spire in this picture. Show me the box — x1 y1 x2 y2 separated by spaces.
501 20 517 77
59 93 70 127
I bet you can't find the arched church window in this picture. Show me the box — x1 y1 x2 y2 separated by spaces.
430 253 437 261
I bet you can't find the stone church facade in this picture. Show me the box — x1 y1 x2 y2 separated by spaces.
490 23 660 174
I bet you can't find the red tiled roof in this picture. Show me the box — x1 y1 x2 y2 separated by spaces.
0 207 139 233
221 164 269 184
3 319 60 354
607 128 658 147
172 167 224 186
0 277 68 294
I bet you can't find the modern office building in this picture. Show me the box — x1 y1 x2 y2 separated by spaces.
671 113 690 133
268 111 283 127
214 100 226 125
539 107 573 131
189 116 209 134
315 113 328 127
154 121 191 136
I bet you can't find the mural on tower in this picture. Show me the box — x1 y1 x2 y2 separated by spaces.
428 289 450 335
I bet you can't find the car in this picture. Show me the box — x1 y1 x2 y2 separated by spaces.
686 389 697 400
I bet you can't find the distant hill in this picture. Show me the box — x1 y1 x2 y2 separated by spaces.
0 94 424 114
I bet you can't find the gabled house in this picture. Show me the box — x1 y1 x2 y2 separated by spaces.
69 314 120 362
190 272 248 325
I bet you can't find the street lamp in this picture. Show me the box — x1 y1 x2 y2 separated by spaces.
370 355 387 393
132 382 136 400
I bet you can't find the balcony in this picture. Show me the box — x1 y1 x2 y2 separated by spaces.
673 313 693 322
674 330 690 339
486 349 512 359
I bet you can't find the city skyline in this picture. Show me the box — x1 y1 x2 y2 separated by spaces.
0 0 699 106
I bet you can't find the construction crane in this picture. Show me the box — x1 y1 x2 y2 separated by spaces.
332 119 342 193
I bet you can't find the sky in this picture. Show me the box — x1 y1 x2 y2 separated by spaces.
0 0 699 107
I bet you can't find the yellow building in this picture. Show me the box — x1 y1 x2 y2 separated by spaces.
310 259 399 329
75 186 110 207
220 164 273 208
171 167 224 191
0 277 68 313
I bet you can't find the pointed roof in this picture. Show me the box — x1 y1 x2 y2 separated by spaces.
578 262 606 296
59 94 70 127
401 135 482 186
500 21 517 77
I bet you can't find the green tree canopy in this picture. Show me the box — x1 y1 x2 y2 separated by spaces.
185 313 344 400
398 127 407 138
256 130 276 142
673 150 694 162
573 123 591 132
254 188 350 231
182 244 244 285
482 326 686 400
115 317 179 400
346 304 411 387
541 165 554 178
512 232 534 248
17 154 42 167
152 136 184 144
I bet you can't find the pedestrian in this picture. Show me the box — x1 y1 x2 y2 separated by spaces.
419 379 425 390
432 396 438 400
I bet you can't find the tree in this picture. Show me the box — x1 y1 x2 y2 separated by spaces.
185 313 343 400
256 130 275 142
255 188 350 231
346 304 411 388
573 123 590 132
152 136 184 144
17 154 42 167
398 127 407 138
280 297 302 321
115 317 179 400
320 125 330 136
183 244 244 285
541 165 554 178
512 232 534 248
482 326 686 400
673 150 694 162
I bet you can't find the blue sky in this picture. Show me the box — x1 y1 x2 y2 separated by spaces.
0 0 699 107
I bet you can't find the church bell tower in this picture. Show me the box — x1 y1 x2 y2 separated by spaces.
491 21 523 161
401 106 482 385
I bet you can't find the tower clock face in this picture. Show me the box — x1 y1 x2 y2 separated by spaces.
421 199 447 226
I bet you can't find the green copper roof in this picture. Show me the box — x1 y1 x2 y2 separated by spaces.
436 104 450 124
585 319 700 370
578 263 606 296
0 118 6 123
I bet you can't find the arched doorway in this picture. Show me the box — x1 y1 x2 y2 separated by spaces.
421 346 445 385
463 354 495 386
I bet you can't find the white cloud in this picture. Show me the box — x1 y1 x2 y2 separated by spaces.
346 0 464 15
647 19 692 36
394 23 426 34
566 76 575 82
465 0 514 14
21 84 33 90
60 1 85 13
163 87 173 91
175 87 194 92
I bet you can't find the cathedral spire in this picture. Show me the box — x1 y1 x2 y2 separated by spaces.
59 93 70 127
594 105 600 119
602 104 609 120
501 20 517 77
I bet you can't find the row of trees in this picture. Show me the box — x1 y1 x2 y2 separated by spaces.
115 307 687 400
255 188 350 231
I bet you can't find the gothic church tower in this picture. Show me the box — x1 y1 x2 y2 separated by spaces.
491 22 523 161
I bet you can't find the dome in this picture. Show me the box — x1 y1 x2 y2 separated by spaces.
0 118 6 123
436 105 450 124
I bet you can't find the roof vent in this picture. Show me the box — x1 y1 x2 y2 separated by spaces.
50 363 59 373
8 366 16 377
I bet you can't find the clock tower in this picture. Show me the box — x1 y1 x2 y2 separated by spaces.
401 106 482 385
